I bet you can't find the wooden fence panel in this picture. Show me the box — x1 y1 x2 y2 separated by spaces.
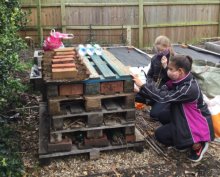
65 6 138 26
144 26 219 46
19 0 220 48
22 8 38 27
41 7 61 26
144 5 219 25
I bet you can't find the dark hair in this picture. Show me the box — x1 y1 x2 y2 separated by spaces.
170 55 193 73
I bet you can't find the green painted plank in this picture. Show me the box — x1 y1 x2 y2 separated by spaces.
90 55 116 79
101 50 130 77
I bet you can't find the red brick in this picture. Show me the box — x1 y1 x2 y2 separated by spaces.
55 51 76 56
52 58 74 64
100 81 124 94
59 84 83 96
125 134 136 143
52 63 76 68
52 68 78 80
84 134 109 147
48 138 72 153
53 55 75 59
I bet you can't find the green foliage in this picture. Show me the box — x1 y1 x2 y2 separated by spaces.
0 124 24 177
0 0 29 111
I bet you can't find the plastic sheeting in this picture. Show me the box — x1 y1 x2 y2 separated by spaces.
107 47 151 67
192 60 220 98
173 45 220 64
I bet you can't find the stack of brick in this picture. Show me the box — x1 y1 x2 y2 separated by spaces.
42 47 89 82
52 47 78 80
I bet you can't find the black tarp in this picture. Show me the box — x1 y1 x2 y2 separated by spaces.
107 47 151 67
173 45 220 64
108 45 220 67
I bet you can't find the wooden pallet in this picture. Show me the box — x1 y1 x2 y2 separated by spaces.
43 50 132 83
48 93 135 115
39 128 144 160
50 110 135 134
45 79 133 98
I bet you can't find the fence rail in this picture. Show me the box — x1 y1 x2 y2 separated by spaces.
19 0 220 48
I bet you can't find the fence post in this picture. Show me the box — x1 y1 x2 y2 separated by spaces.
139 0 144 49
37 0 43 45
218 1 220 36
127 26 132 46
61 0 66 33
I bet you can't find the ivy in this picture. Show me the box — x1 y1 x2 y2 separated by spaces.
0 0 29 111
0 124 24 177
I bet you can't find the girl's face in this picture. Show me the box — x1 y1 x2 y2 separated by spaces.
167 62 183 81
155 44 169 56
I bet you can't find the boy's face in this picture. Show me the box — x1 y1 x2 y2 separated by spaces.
167 62 184 81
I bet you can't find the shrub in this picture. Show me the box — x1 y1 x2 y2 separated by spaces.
0 123 24 177
0 0 28 111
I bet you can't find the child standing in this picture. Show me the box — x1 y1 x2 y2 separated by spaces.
135 35 173 124
132 54 214 162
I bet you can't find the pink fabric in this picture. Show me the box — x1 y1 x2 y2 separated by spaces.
43 29 73 51
183 102 211 143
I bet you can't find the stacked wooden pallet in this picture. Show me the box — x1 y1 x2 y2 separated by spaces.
39 48 144 162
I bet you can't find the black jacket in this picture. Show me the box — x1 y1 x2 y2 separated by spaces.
147 52 170 88
139 73 215 148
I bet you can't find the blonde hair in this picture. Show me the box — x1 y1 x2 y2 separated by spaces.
154 35 175 56
154 35 171 47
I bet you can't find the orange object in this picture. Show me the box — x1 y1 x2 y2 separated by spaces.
212 113 220 138
135 102 145 110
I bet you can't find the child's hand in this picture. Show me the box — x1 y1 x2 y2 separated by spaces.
134 85 140 93
161 56 168 68
130 73 144 88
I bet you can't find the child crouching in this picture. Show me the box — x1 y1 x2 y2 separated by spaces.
132 54 214 162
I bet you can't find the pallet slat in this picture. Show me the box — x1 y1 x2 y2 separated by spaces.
81 56 100 79
90 54 116 79
102 50 130 77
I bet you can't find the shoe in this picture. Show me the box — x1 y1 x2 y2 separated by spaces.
188 142 209 162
